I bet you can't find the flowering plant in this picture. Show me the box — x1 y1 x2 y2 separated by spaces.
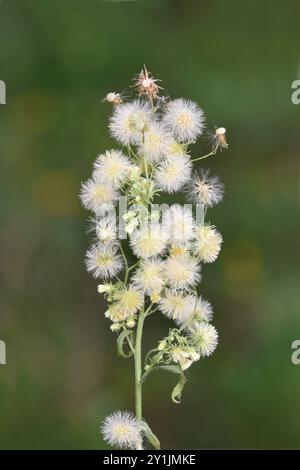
80 66 228 450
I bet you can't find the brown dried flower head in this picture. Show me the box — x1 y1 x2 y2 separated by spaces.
134 65 162 104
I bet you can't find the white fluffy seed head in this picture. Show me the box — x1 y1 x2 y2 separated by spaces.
105 303 129 323
113 285 144 317
158 290 196 323
93 150 131 187
193 296 213 323
164 254 201 289
194 224 222 263
175 295 213 327
95 214 117 243
162 204 195 245
130 224 166 259
155 155 192 193
80 177 118 215
137 122 172 162
109 100 153 145
191 322 219 357
101 411 143 450
162 98 205 142
132 258 165 296
190 169 224 208
85 244 123 279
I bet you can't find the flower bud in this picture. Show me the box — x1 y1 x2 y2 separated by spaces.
98 284 113 294
123 210 136 222
125 218 139 234
190 350 200 361
105 92 122 105
126 319 135 328
110 323 122 332
158 340 167 351
129 165 142 180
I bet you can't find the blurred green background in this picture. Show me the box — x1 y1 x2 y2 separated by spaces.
0 0 299 449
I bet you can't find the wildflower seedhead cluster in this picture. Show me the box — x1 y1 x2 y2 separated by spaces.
80 66 228 450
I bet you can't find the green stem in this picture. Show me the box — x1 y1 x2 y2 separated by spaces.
119 243 129 284
128 261 140 272
127 145 139 161
140 131 151 182
134 309 145 420
191 149 217 163
144 157 149 180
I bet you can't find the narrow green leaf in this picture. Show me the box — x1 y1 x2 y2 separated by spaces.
158 364 182 375
141 363 187 404
117 329 134 358
171 372 187 404
141 421 161 450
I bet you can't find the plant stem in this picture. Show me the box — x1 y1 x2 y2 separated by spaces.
144 156 149 180
128 261 140 272
119 242 129 284
134 309 145 421
191 149 217 163
127 145 139 161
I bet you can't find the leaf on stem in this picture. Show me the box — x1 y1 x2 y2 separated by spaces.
117 329 135 358
158 364 187 404
141 420 161 450
171 371 187 404
141 363 187 404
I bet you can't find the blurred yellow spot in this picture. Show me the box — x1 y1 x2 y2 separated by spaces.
15 90 57 135
33 171 80 215
223 240 263 302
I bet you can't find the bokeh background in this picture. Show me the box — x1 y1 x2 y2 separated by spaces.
0 0 299 449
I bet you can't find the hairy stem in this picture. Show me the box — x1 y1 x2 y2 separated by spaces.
134 309 145 421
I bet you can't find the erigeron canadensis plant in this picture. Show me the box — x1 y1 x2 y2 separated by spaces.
80 66 229 450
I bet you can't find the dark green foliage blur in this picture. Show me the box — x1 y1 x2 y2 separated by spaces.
0 0 299 449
